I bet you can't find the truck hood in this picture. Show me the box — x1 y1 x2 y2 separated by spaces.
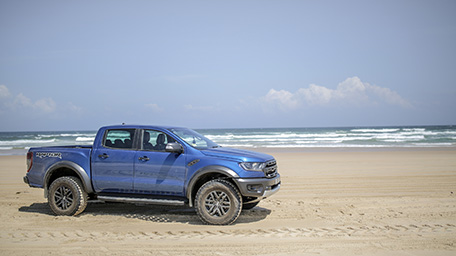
200 147 274 162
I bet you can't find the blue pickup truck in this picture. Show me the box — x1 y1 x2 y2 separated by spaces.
24 125 280 225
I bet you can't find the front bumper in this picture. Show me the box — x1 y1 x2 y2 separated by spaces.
234 174 281 199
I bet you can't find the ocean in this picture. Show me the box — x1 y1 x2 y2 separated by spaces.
0 125 455 155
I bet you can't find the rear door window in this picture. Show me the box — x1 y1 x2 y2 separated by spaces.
104 129 135 149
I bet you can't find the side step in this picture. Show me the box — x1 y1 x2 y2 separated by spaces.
97 196 186 206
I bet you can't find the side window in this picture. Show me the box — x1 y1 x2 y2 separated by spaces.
104 129 135 149
142 130 176 151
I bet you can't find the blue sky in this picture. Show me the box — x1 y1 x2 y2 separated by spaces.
1 0 455 131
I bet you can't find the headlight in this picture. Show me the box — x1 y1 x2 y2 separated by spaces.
239 162 266 171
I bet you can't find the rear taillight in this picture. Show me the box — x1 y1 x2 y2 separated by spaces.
26 152 33 173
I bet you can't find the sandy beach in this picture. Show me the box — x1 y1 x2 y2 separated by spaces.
1 148 455 255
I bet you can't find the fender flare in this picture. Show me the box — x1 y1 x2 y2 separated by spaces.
43 161 94 197
186 165 239 207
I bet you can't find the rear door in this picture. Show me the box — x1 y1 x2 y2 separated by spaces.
91 129 137 193
134 129 186 196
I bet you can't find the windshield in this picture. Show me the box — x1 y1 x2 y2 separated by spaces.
170 128 219 150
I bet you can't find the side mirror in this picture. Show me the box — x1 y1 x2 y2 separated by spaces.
165 142 183 154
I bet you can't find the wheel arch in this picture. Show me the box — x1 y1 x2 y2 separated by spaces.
44 161 94 197
186 165 239 207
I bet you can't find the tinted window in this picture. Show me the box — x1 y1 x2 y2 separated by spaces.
104 129 135 149
142 130 176 151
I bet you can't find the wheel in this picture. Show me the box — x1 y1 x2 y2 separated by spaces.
195 179 242 225
48 176 88 216
242 201 259 210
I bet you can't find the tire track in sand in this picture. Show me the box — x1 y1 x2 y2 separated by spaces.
2 223 455 242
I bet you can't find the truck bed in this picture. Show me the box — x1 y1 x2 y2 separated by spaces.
26 145 93 188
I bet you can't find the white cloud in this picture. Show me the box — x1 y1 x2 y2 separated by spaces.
35 98 56 113
0 85 11 98
264 89 299 110
264 77 411 110
145 103 163 113
0 85 58 113
14 93 33 107
184 104 216 112
365 83 411 107
334 77 369 102
298 84 334 105
68 102 83 113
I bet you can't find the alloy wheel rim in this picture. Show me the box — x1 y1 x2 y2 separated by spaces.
204 190 231 217
54 185 74 210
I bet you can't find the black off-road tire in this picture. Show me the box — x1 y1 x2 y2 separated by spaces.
195 179 242 225
48 176 88 216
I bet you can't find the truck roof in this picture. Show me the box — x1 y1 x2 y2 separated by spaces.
100 124 185 131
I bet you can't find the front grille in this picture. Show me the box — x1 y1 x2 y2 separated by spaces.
263 160 278 178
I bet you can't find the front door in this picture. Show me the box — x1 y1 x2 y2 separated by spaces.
134 130 186 196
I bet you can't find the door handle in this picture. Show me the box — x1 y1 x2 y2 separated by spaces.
98 153 109 159
138 156 150 161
